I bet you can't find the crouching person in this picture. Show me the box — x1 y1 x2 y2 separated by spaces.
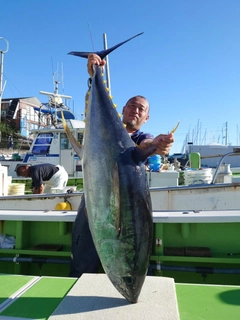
15 163 68 194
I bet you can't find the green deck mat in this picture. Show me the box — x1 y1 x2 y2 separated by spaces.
0 276 77 320
176 283 240 320
0 274 35 305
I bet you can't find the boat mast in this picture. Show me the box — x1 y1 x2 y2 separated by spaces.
225 121 228 145
0 37 9 125
39 72 72 127
103 33 111 96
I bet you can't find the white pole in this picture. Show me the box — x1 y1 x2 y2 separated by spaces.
103 33 111 96
0 37 9 124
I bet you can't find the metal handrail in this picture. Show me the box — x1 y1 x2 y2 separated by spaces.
211 149 240 184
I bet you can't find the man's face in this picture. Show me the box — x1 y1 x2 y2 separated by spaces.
122 96 149 132
18 167 28 177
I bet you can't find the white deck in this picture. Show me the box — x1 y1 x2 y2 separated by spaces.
152 210 240 223
0 209 76 222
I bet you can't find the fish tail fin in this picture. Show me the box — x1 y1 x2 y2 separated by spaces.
68 32 144 59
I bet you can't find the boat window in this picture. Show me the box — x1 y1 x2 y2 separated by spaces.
35 133 53 145
32 145 50 155
32 133 53 155
60 133 72 150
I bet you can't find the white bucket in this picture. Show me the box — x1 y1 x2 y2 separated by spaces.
8 183 25 195
184 168 212 185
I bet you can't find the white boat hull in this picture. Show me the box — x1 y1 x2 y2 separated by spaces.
1 183 240 211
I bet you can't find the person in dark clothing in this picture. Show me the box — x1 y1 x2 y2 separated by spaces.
69 195 101 277
8 134 14 150
69 54 174 277
15 163 68 194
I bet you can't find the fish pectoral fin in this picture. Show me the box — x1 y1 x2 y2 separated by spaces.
61 111 83 159
111 163 121 237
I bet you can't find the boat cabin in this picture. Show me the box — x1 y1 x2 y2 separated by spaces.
21 119 84 177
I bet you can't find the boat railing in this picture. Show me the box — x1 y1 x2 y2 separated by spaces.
211 148 240 184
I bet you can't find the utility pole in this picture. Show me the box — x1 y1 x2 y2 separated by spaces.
0 37 9 125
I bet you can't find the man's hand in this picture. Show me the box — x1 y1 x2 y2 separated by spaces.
87 54 106 77
139 133 174 157
32 184 45 194
152 133 174 155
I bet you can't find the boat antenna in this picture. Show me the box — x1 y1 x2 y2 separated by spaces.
87 24 112 95
51 56 54 82
88 22 95 51
40 68 72 127
61 63 64 95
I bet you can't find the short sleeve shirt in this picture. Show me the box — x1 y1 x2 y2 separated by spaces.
30 163 59 188
130 130 154 146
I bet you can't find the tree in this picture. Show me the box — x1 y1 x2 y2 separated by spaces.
0 122 17 148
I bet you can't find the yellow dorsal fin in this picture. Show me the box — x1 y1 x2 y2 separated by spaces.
61 111 83 159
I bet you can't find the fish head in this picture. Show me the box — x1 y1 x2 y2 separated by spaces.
110 273 147 304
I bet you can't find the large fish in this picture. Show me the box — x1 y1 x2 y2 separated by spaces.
64 33 155 303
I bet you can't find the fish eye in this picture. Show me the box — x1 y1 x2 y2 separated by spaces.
123 276 135 286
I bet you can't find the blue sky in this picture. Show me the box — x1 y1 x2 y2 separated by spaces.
1 0 240 154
